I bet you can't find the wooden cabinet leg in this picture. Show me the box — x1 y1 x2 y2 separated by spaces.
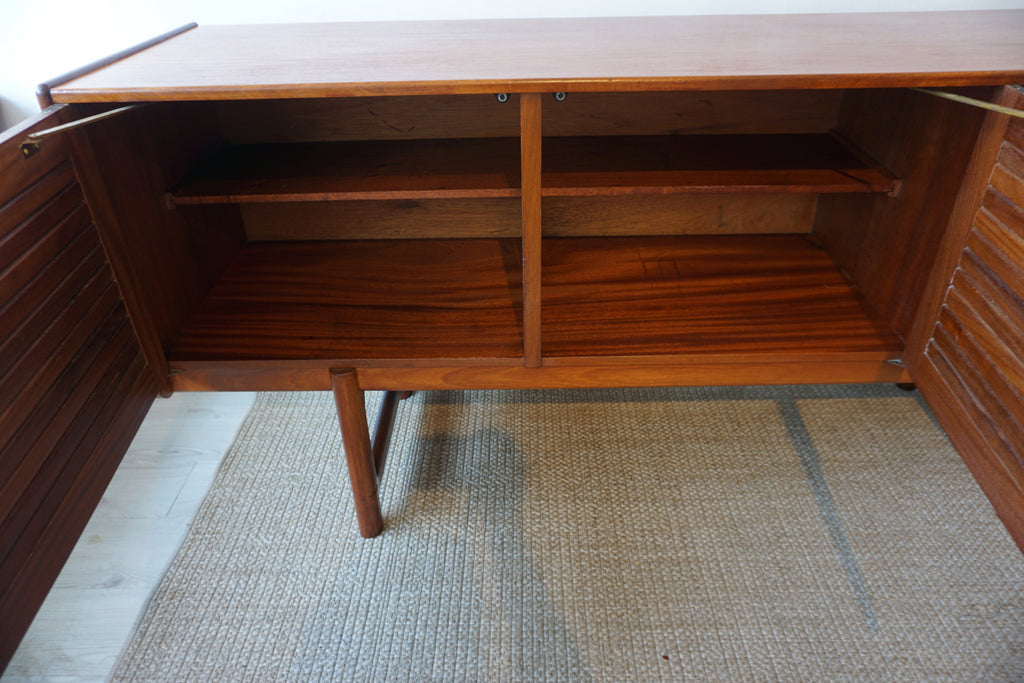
330 368 384 538
372 391 400 478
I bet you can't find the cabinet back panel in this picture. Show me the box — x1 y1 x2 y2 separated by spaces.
218 95 521 143
543 194 816 236
241 198 522 241
542 90 841 137
217 90 841 144
240 194 816 241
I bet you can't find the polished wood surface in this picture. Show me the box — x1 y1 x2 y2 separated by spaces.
238 193 815 242
371 391 401 479
215 90 841 145
521 94 543 368
6 12 1024 666
167 240 526 363
48 12 1024 102
542 195 817 236
171 139 521 205
355 362 910 391
165 235 901 373
542 235 903 361
541 134 897 196
906 88 1023 371
540 90 842 137
331 369 383 538
239 198 522 241
35 23 197 107
814 87 990 341
170 133 893 204
218 95 522 143
71 102 242 394
0 108 157 668
917 87 1024 550
168 360 910 393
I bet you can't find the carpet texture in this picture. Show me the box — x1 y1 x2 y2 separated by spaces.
111 385 1024 682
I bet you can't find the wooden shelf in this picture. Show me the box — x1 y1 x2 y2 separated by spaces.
541 134 898 196
168 234 902 369
167 239 525 363
168 133 895 206
541 235 903 362
169 139 522 204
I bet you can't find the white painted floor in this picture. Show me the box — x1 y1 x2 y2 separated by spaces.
2 392 257 683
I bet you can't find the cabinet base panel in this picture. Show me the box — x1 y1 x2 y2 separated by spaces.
169 359 910 392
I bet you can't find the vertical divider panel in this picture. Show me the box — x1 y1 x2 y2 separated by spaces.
521 93 543 367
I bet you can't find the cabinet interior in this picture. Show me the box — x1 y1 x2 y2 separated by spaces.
74 87 989 382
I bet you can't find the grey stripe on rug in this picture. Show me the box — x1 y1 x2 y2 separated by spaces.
111 385 1024 682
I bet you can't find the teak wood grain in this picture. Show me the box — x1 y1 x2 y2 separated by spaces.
915 86 1024 551
521 94 543 368
169 360 910 393
541 134 897 196
0 108 157 668
48 12 1024 101
166 234 903 375
70 101 240 394
171 139 522 205
541 235 903 361
215 90 842 145
541 194 817 236
35 23 197 107
540 91 843 137
167 240 526 363
815 87 990 343
237 193 817 242
0 232 104 378
330 369 383 538
171 134 893 204
238 198 522 242
904 89 1021 372
8 10 1024 674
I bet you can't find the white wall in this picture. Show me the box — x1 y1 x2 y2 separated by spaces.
2 0 1023 130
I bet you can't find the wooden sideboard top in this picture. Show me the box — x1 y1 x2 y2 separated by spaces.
48 11 1024 102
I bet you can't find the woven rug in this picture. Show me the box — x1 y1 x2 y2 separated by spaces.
111 385 1024 682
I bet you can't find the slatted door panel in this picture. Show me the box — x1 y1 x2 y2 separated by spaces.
0 107 158 669
917 86 1024 551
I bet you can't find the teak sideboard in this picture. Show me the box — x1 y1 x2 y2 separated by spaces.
2 11 1024 666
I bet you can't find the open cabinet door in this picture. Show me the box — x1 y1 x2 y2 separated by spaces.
912 86 1024 552
0 106 159 669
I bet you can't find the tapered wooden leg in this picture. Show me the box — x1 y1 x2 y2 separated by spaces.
331 368 384 538
372 391 401 479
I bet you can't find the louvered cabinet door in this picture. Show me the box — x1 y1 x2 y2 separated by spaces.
915 86 1024 551
0 107 159 669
